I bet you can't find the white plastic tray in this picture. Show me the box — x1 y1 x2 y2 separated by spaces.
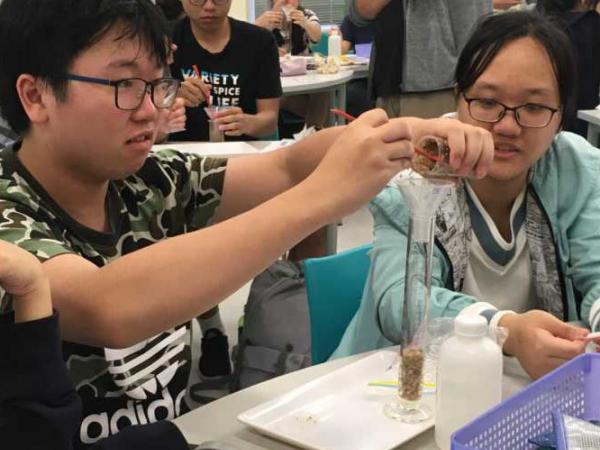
238 350 435 450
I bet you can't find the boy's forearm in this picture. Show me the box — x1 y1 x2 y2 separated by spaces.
248 110 279 137
278 126 345 185
49 179 339 348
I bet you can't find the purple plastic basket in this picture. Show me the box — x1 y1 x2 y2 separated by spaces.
451 353 600 450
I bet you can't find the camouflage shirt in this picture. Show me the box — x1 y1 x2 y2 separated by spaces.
0 143 227 448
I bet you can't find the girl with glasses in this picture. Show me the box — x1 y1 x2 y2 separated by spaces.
334 11 600 381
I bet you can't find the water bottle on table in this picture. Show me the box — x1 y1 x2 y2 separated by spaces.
435 315 503 450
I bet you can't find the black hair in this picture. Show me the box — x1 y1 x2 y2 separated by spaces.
455 11 577 128
0 0 172 135
156 0 185 22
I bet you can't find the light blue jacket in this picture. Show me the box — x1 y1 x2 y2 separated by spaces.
333 132 600 358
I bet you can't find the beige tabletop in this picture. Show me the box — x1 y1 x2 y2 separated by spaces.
281 70 354 96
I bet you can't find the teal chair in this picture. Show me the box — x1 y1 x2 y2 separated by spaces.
303 244 372 364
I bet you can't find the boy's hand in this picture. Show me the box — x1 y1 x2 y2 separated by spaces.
0 240 51 322
307 109 414 219
214 107 253 137
500 310 588 379
178 77 211 108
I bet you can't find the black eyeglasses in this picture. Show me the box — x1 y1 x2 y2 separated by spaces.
462 94 560 128
61 74 181 111
188 0 229 6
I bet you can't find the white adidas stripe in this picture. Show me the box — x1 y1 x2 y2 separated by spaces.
107 327 187 374
112 343 186 388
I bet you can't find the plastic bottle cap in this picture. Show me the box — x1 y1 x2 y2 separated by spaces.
454 315 488 337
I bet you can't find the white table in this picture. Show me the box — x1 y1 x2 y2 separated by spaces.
153 141 277 158
577 109 600 147
152 140 338 255
174 351 530 450
281 70 354 126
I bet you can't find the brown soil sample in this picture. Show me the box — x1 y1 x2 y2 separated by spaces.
413 138 455 177
412 152 437 175
401 347 425 402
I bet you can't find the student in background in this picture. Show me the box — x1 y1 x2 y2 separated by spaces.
349 0 492 119
255 0 329 131
169 0 281 382
340 13 374 55
171 0 281 142
256 0 321 56
340 13 375 118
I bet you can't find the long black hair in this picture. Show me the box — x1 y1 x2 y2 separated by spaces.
455 10 577 128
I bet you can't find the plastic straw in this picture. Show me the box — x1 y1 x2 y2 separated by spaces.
192 64 211 106
329 109 442 163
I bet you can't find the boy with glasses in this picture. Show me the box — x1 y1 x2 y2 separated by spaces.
334 12 600 381
0 0 493 446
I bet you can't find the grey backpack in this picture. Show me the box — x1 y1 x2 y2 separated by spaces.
231 259 311 391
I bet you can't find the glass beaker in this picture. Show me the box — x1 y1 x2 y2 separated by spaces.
204 106 230 142
208 120 225 142
384 177 454 423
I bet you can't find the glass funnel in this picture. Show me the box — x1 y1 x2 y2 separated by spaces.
384 176 454 423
